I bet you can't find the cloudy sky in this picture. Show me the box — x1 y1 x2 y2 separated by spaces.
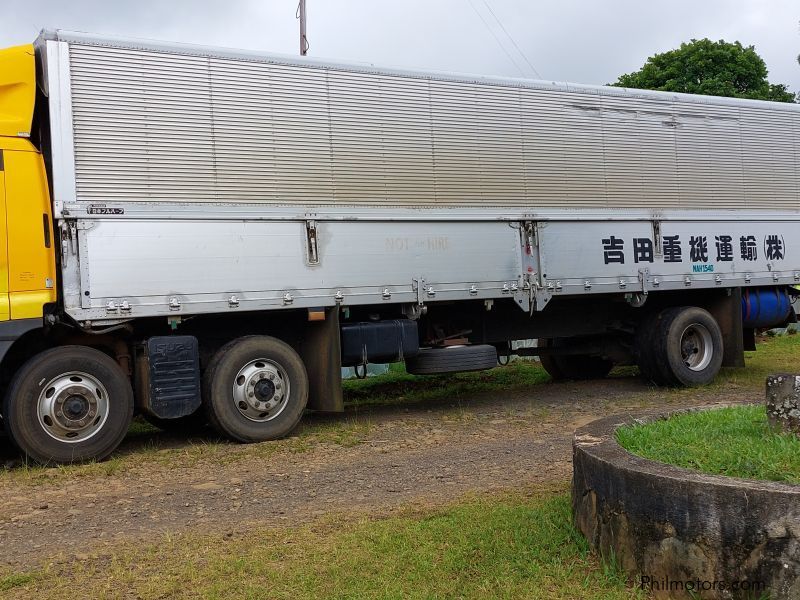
1 0 798 92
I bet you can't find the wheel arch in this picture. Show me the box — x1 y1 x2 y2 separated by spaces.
0 321 135 407
0 319 49 391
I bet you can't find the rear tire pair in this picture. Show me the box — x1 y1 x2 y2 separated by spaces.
145 336 308 441
202 336 308 442
635 306 723 386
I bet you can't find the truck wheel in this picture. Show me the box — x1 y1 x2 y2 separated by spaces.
650 307 723 386
3 346 134 465
538 338 613 381
404 345 498 375
538 342 564 380
203 336 308 442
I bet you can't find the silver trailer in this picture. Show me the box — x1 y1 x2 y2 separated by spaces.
38 31 800 322
0 30 797 463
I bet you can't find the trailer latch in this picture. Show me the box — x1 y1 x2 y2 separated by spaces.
305 220 319 265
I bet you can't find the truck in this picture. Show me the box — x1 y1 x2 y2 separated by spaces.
0 30 797 464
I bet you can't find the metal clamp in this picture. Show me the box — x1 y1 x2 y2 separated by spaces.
413 277 426 307
305 220 319 265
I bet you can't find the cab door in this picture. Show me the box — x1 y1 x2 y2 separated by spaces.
3 148 56 319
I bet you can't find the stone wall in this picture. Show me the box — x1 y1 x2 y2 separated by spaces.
572 408 800 599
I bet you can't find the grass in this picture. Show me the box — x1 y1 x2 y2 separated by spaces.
715 333 800 388
0 574 35 592
0 361 550 486
616 405 800 484
4 338 800 597
342 360 550 409
0 489 642 600
342 334 800 407
0 418 375 485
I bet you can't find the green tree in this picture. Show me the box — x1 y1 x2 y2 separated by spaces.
612 38 797 103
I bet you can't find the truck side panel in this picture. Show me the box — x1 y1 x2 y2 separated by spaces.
536 220 797 298
61 212 800 325
42 35 800 214
66 219 524 321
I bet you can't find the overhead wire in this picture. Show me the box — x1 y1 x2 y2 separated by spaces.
466 0 527 77
481 0 542 78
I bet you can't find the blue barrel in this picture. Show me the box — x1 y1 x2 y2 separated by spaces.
741 287 793 328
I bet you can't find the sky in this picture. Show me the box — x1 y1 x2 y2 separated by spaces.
1 0 798 93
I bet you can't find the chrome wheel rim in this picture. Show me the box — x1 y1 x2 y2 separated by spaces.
37 372 110 443
680 324 713 371
232 358 290 422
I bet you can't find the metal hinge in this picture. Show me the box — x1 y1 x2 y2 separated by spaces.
305 220 319 265
651 221 662 258
412 277 427 311
638 268 651 293
523 221 535 252
61 220 78 256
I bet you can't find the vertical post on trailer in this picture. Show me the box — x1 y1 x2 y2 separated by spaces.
299 0 308 56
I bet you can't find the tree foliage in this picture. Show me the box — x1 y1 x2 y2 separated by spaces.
612 38 797 103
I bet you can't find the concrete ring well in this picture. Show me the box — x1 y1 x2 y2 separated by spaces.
572 405 800 599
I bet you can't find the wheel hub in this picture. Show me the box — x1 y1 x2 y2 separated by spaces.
680 324 713 371
253 379 276 402
232 359 289 422
63 394 91 421
37 373 109 442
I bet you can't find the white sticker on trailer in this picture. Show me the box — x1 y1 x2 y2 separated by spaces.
539 221 795 283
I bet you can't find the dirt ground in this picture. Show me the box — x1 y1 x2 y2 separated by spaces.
0 375 752 571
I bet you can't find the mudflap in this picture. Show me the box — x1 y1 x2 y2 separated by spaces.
135 335 202 419
300 308 344 413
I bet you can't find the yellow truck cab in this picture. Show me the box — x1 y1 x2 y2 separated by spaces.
0 44 57 325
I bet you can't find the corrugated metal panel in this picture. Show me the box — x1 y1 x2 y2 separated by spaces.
66 42 800 211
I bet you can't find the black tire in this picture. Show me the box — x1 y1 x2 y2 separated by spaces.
3 346 134 465
405 345 498 375
537 339 564 380
649 306 723 387
538 338 613 381
203 336 308 442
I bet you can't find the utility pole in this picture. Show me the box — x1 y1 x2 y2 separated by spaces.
298 0 308 56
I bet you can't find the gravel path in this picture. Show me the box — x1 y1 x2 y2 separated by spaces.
0 376 750 569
